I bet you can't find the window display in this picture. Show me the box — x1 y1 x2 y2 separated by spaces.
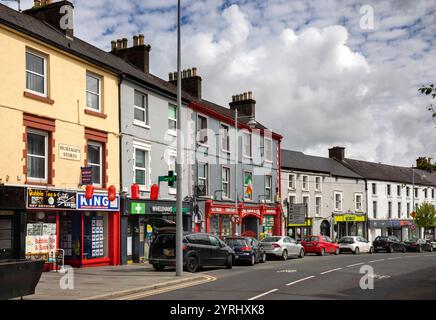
25 212 56 261
262 215 274 237
84 212 108 259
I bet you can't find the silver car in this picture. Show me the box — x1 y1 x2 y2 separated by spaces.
261 236 305 260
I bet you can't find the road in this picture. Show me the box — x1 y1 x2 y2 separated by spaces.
136 251 436 300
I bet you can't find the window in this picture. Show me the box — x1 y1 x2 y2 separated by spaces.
387 184 391 196
86 73 101 111
264 138 272 162
372 183 377 195
303 196 310 212
388 201 392 218
315 197 321 215
27 129 48 182
134 147 149 187
243 132 252 158
265 175 272 201
424 188 428 199
134 91 148 125
414 188 418 198
397 202 401 218
243 171 253 200
415 203 419 211
222 167 230 199
355 193 363 211
198 163 208 195
315 176 322 191
197 115 208 144
220 124 230 152
397 185 401 197
334 192 342 211
168 151 176 193
302 175 309 190
168 104 177 132
87 141 102 186
373 201 377 218
26 50 47 96
406 187 410 197
288 195 295 205
432 189 435 199
407 203 410 218
288 174 296 189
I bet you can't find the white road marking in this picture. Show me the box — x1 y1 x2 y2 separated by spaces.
404 255 421 258
320 267 342 274
286 276 315 286
368 259 385 263
248 289 278 300
346 262 364 268
387 257 402 260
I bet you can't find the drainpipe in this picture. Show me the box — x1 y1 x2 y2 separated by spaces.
118 75 125 265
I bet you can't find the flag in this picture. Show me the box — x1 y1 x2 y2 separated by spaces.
245 174 253 195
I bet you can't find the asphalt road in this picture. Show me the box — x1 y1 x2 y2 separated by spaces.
141 251 436 300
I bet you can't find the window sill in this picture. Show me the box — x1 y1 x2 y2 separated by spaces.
85 109 107 119
23 91 54 105
133 120 150 129
197 142 209 148
169 188 177 195
26 181 54 187
221 149 231 154
167 130 177 137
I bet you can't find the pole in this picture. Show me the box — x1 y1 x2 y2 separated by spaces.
235 109 239 235
175 0 183 277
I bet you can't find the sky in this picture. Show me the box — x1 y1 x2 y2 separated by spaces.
6 0 436 166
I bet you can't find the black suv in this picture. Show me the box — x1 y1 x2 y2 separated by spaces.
373 235 406 253
149 232 235 273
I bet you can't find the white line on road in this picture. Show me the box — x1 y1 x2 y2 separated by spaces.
387 257 402 260
368 259 385 263
320 267 342 274
248 289 278 300
286 276 315 286
346 262 364 268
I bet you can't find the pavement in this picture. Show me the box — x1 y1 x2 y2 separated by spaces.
141 251 436 300
23 263 214 300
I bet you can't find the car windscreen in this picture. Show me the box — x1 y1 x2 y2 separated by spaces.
225 239 247 247
339 237 355 243
261 237 281 243
303 236 319 242
374 236 388 241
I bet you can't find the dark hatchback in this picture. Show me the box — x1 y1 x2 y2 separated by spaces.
224 236 266 265
149 232 235 273
373 235 406 253
404 238 434 252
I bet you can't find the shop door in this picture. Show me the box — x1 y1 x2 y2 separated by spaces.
0 216 14 260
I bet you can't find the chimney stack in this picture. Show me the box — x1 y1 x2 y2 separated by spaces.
328 146 345 161
110 34 151 73
229 91 256 118
168 67 202 99
25 1 74 38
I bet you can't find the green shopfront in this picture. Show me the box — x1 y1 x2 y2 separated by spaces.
120 198 192 264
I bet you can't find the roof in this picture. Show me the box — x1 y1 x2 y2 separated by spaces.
341 158 434 186
281 149 363 179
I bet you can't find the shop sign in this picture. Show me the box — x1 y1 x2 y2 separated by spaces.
264 209 276 215
59 144 81 161
129 202 189 215
81 167 93 185
288 218 312 227
131 202 146 214
288 203 306 224
335 214 366 223
25 223 57 256
150 206 188 214
77 193 119 211
211 207 237 214
242 208 261 217
26 188 77 210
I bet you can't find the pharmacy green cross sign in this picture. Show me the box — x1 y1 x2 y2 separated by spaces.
158 171 176 187
130 202 146 214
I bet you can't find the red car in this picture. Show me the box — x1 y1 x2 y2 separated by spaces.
301 235 340 256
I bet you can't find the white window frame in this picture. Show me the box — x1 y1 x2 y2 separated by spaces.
397 202 402 218
242 131 252 159
387 184 391 197
27 128 48 183
355 193 363 212
288 173 296 190
197 114 209 146
265 175 272 202
86 72 102 112
315 176 322 192
388 201 392 218
288 194 296 206
264 137 273 163
407 202 411 218
406 186 410 198
87 141 103 187
397 185 401 197
132 141 151 191
168 104 177 136
222 166 231 199
167 148 177 195
302 175 309 191
302 195 310 214
372 183 377 195
133 90 149 128
334 191 343 212
373 201 377 219
315 196 322 216
198 162 209 196
243 171 253 201
25 50 47 97
220 123 230 153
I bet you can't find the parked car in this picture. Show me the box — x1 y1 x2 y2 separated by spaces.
261 236 305 260
338 236 374 254
149 231 235 273
404 238 434 252
301 235 340 256
373 235 406 253
224 236 266 265
425 238 436 250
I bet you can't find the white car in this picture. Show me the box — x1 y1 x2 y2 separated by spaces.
338 236 374 254
261 236 305 260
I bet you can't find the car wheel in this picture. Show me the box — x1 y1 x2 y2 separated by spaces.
226 255 233 269
282 250 288 261
430 246 433 252
388 245 394 253
354 247 359 255
319 248 325 256
298 249 305 258
260 253 267 263
152 264 165 271
418 246 422 253
249 255 255 266
402 246 407 253
186 256 199 273
334 248 340 255
369 246 374 254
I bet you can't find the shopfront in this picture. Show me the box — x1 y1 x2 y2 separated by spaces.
287 218 313 241
120 198 192 264
334 213 367 239
369 219 417 241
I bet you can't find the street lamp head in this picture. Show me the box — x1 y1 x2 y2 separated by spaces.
247 117 257 129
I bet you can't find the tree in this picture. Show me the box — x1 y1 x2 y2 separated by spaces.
413 202 436 234
420 84 436 122
416 157 436 171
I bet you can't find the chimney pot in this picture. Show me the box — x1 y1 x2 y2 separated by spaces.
169 73 173 81
182 70 187 79
116 39 122 50
248 91 252 99
187 69 192 78
133 35 139 47
111 40 117 51
192 67 197 77
243 92 248 100
138 34 145 45
122 38 128 49
328 146 345 161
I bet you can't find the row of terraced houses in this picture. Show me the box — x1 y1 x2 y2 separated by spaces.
0 1 435 268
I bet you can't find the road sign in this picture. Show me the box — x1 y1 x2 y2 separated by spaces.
231 215 240 224
410 224 416 231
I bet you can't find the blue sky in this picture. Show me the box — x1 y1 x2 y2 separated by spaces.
5 0 436 165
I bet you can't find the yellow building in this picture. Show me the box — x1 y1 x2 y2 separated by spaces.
0 1 121 267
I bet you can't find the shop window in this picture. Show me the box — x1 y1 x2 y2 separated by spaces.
220 124 230 152
134 91 148 126
168 104 177 133
197 115 208 144
222 167 230 199
83 212 108 260
265 175 272 201
263 216 274 237
25 212 57 261
27 129 49 183
87 141 103 186
26 50 47 96
86 72 102 111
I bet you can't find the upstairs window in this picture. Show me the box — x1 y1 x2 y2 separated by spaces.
264 138 272 162
288 174 296 189
315 176 322 191
265 175 272 201
372 183 377 195
355 193 363 211
406 187 410 197
198 163 208 195
134 91 148 125
315 197 321 215
373 201 377 218
27 129 48 182
243 132 252 158
244 171 253 200
134 147 150 188
221 124 230 152
197 115 208 144
87 141 102 186
302 175 309 190
168 104 177 132
334 192 343 211
222 167 230 199
26 51 47 96
387 184 391 196
86 73 101 111
388 201 392 218
397 185 401 197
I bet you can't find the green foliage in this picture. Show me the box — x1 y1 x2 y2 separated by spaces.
414 202 436 228
416 157 436 171
419 84 436 99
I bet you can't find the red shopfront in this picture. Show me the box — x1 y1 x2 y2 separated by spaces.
204 200 282 239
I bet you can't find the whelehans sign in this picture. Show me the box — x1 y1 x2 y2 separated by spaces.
77 193 120 211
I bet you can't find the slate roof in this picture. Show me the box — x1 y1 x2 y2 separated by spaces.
281 149 363 179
